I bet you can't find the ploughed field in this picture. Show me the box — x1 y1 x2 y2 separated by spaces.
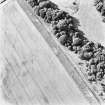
26 0 105 101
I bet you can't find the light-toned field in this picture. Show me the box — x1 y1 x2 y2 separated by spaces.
77 0 105 46
0 1 93 105
51 0 105 46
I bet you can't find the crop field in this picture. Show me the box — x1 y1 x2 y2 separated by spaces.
0 1 93 105
0 0 105 105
